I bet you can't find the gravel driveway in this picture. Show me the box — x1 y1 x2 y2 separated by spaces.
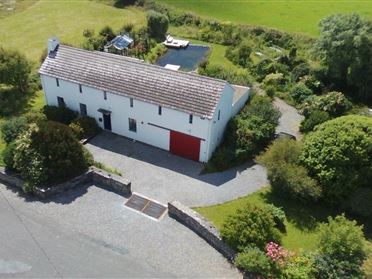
274 97 304 139
0 183 241 278
86 132 267 207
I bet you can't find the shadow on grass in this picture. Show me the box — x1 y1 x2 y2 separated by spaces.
259 190 340 231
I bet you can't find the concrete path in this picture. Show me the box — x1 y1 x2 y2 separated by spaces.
274 97 304 139
0 183 241 278
86 132 267 207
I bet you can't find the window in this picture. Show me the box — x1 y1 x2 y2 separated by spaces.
130 98 133 108
56 78 59 87
218 110 221 121
80 103 87 116
57 96 65 107
189 114 193 124
158 106 162 115
79 84 82 93
103 91 107 100
129 118 137 132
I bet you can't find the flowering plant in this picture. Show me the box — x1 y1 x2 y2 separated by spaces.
265 242 290 266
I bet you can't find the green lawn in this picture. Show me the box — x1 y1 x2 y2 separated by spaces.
195 187 372 275
0 0 146 61
159 0 372 36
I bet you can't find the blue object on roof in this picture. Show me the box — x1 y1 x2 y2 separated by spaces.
108 35 134 50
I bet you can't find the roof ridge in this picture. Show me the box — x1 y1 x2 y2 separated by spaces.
60 44 228 85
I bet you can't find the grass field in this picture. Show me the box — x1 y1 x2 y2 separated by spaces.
0 0 145 61
195 187 372 275
159 0 372 36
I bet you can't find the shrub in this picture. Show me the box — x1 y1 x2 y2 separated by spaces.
257 138 302 168
221 203 281 251
265 204 286 232
69 116 100 140
225 41 252 67
2 141 17 171
315 215 367 278
265 85 276 98
300 115 372 203
265 242 289 267
198 63 253 86
291 63 310 82
349 188 372 218
281 254 316 279
147 10 169 40
235 247 272 276
268 163 322 203
0 117 28 144
263 73 286 92
302 91 352 117
13 121 90 190
299 110 330 133
43 105 78 125
289 83 313 103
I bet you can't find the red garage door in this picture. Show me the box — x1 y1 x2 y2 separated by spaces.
170 130 201 161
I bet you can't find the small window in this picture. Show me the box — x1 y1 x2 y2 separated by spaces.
56 78 59 87
79 84 82 93
129 118 137 132
103 91 107 100
218 110 221 121
158 106 162 115
189 114 193 124
130 98 133 108
57 96 65 107
80 103 87 116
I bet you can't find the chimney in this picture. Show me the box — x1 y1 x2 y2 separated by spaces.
47 37 59 54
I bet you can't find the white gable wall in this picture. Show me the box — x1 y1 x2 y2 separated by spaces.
41 75 215 162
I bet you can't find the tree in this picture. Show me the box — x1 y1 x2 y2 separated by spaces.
300 115 372 203
315 14 372 103
290 83 313 103
315 215 367 278
147 10 169 40
299 110 330 133
221 203 281 251
0 117 28 144
13 121 90 190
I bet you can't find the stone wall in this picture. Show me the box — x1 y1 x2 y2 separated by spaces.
0 166 131 199
168 200 235 260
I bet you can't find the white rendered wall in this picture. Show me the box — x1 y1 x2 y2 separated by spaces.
41 75 214 162
206 84 234 161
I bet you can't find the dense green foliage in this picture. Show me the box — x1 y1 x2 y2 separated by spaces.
299 110 330 133
300 115 372 203
43 105 78 125
221 203 281 251
205 96 280 172
349 188 372 218
225 41 252 68
234 247 272 276
0 117 28 144
315 215 367 278
289 83 313 103
69 116 100 140
146 10 169 40
258 139 321 203
12 121 90 190
315 14 372 103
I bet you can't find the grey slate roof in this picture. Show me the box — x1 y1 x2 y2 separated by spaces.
39 45 227 119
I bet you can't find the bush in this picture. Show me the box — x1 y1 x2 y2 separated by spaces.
281 254 316 279
291 63 310 82
198 63 253 86
299 110 330 133
265 204 286 232
2 141 17 170
235 247 272 276
316 215 367 278
263 73 286 92
13 121 90 190
43 105 77 125
268 163 322 203
0 117 28 144
221 203 281 251
147 10 169 40
290 83 313 104
300 115 372 203
302 91 352 117
265 85 276 98
349 188 372 218
314 255 364 279
69 116 100 140
225 41 252 67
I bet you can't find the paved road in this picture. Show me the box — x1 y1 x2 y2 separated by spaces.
274 97 304 139
86 132 268 207
0 183 241 278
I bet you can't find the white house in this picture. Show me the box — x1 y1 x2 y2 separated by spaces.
39 38 249 162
